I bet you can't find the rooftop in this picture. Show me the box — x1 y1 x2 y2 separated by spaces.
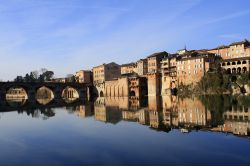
177 50 215 61
147 51 168 58
121 62 136 67
93 62 120 68
229 39 249 46
209 39 250 50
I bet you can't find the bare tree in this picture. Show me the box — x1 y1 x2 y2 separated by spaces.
40 68 48 74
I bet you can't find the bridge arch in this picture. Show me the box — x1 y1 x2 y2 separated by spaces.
237 67 241 74
1 82 87 104
36 86 54 99
5 86 28 100
130 90 136 97
226 68 231 74
100 91 104 97
232 68 236 74
243 67 247 73
62 86 80 99
36 86 54 105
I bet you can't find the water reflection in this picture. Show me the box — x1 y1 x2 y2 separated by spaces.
1 95 250 138
6 98 27 107
90 95 250 138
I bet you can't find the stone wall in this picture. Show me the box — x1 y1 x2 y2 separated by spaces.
105 77 129 97
147 73 161 96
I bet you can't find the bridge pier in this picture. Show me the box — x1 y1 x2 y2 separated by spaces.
27 88 36 104
0 90 5 100
78 88 86 99
53 87 63 102
0 88 6 106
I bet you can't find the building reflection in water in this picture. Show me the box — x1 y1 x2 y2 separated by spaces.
90 95 250 138
1 94 249 138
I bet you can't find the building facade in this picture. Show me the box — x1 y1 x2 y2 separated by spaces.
208 39 250 59
75 70 92 84
121 63 137 75
93 62 121 97
136 59 148 76
208 39 250 74
176 51 217 85
161 55 177 95
147 51 168 74
128 76 148 99
104 77 129 97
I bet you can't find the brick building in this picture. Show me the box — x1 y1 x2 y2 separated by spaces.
136 58 148 76
208 39 250 74
176 50 217 85
161 55 177 95
147 51 168 74
93 62 121 97
75 70 92 84
121 62 137 75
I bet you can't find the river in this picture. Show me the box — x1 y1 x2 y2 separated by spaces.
0 95 249 166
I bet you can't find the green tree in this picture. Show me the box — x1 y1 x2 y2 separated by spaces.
29 72 36 82
43 71 54 81
38 74 45 82
14 76 24 82
237 73 249 86
24 73 30 82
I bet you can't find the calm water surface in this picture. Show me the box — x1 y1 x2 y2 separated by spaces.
0 95 250 166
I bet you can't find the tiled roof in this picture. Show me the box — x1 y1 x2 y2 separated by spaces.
229 39 249 46
209 45 229 50
176 50 215 60
121 62 136 67
162 54 177 60
147 51 168 58
137 58 147 62
209 39 249 50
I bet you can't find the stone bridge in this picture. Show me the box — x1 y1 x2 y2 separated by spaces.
0 82 91 104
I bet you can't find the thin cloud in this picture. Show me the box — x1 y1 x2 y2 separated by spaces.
206 10 250 24
187 10 250 29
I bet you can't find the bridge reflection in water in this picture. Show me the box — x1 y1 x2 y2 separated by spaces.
0 95 249 138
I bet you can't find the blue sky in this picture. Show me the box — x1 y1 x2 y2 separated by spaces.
0 0 250 80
